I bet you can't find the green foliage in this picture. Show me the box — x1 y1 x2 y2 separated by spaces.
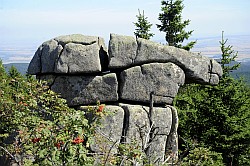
219 31 240 79
180 147 224 166
117 141 147 165
0 60 110 165
175 33 250 165
157 0 196 50
134 9 154 40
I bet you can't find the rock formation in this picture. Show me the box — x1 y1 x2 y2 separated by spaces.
28 33 222 163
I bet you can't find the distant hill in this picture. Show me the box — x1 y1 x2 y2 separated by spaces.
231 61 250 84
3 63 29 75
191 35 250 60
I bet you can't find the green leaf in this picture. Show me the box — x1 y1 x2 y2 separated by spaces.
39 149 47 158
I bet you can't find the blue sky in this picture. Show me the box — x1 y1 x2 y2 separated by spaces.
0 0 250 63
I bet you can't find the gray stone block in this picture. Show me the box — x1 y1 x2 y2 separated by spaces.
50 73 118 106
120 62 185 104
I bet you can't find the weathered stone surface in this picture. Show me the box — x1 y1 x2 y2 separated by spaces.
209 74 220 85
54 34 105 47
108 33 137 68
79 105 124 153
55 42 102 73
120 104 172 162
28 40 63 74
136 38 210 82
120 62 185 104
120 104 150 144
210 59 222 85
41 40 64 73
28 34 108 74
150 106 173 161
108 35 223 84
50 73 118 106
27 45 43 74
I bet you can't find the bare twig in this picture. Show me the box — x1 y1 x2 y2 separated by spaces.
95 129 122 165
119 157 125 166
0 146 20 165
104 140 119 166
143 122 154 151
96 129 116 144
163 155 171 164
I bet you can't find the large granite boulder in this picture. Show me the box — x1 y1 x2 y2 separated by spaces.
108 34 137 68
28 34 108 74
120 62 185 104
108 34 222 85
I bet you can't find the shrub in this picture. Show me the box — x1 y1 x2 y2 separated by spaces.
0 61 106 165
180 147 224 166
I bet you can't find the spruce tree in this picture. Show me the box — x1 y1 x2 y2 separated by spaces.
133 9 154 40
219 31 240 79
157 0 196 50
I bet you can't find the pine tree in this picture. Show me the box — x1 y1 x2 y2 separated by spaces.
133 9 154 40
157 0 196 50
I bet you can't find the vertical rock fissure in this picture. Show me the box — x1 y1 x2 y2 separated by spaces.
116 72 122 101
55 44 65 73
209 59 213 83
39 47 44 73
99 46 109 72
133 39 140 64
54 44 64 72
120 106 130 144
97 37 100 47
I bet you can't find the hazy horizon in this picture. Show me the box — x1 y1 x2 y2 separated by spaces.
0 0 249 63
1 34 250 64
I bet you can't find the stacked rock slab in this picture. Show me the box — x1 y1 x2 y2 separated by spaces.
28 34 108 74
28 34 222 163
